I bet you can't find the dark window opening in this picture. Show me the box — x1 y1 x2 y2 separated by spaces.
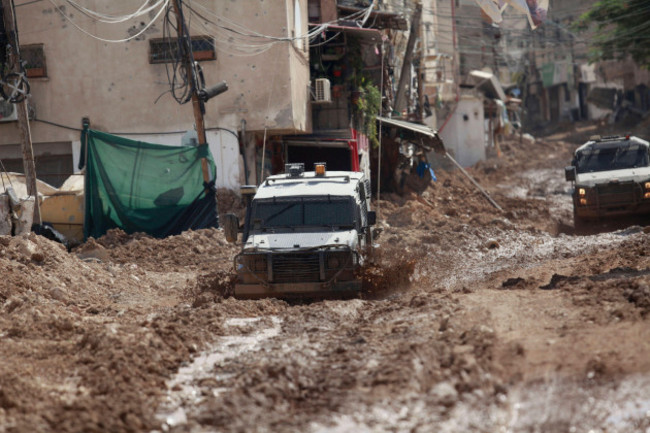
288 145 352 171
2 154 73 188
149 36 216 64
21 44 47 78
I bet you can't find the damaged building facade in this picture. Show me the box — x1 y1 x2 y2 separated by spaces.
488 0 649 127
8 0 641 205
0 0 310 190
1 0 442 197
2 0 448 199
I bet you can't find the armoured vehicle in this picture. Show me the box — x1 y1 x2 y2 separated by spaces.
223 163 376 299
565 135 650 227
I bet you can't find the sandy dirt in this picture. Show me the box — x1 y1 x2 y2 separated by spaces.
1 122 650 433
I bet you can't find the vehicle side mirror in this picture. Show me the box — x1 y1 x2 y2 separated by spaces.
222 213 239 243
367 210 376 226
565 166 576 182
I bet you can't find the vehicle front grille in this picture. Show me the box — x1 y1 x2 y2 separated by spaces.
595 182 638 208
271 252 321 283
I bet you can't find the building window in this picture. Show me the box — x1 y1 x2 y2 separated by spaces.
21 44 47 78
308 0 321 22
148 36 216 64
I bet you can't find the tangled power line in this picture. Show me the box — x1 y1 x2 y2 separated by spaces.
32 0 377 106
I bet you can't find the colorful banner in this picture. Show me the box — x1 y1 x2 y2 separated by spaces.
475 0 503 23
502 0 548 29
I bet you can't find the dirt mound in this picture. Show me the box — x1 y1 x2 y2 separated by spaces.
549 234 650 321
75 227 239 272
1 120 649 432
189 269 237 303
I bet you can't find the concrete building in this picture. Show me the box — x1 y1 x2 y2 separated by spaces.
0 0 310 189
497 0 650 127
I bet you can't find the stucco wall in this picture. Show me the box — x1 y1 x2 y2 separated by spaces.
439 96 485 167
1 0 309 189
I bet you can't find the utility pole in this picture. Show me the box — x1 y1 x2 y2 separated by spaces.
416 14 425 122
394 2 422 116
170 0 227 186
171 0 210 185
1 0 40 225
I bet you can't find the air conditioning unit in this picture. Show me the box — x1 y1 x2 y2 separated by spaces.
314 78 331 103
0 98 18 123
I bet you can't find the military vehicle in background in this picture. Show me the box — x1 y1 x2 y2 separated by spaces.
565 135 650 228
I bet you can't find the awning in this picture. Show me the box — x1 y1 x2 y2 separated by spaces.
283 139 350 149
283 129 352 148
377 116 445 153
336 5 408 30
468 70 507 101
318 24 382 43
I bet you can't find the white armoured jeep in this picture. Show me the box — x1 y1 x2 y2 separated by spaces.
565 134 650 227
223 163 376 299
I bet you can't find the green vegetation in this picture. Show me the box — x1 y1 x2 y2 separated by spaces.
574 0 650 67
355 79 381 148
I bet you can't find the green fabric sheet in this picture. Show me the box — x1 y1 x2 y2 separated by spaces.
83 129 216 239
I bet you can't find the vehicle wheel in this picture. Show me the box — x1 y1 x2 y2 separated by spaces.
573 214 588 232
365 227 373 247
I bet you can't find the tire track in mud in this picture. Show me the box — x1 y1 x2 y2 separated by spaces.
156 284 504 432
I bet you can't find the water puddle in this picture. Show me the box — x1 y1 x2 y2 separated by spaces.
309 374 650 433
434 228 637 291
503 374 650 432
154 316 282 431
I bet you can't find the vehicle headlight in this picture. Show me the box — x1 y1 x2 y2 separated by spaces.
578 188 586 196
580 198 588 205
645 182 650 190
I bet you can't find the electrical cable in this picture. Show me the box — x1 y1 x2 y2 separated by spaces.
32 117 239 140
15 0 44 7
45 0 169 43
187 0 374 44
65 0 167 24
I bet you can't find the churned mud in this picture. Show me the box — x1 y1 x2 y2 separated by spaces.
1 123 650 432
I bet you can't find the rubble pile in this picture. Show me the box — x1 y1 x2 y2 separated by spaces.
0 132 649 432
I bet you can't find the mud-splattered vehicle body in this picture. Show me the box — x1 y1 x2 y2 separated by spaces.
224 163 375 299
565 135 650 226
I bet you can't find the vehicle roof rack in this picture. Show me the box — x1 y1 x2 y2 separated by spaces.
590 134 629 142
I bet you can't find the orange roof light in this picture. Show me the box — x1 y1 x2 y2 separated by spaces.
314 162 326 176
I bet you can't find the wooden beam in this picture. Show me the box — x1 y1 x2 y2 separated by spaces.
394 3 422 115
1 0 41 225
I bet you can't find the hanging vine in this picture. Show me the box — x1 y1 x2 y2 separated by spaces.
355 78 381 148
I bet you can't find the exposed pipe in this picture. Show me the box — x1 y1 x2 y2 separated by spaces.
445 151 502 211
240 118 249 185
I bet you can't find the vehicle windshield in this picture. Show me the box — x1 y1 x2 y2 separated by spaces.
251 196 355 230
574 142 649 173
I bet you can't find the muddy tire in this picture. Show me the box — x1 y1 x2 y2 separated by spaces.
573 213 588 232
365 227 373 247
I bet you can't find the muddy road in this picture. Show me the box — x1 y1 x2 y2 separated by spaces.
1 126 649 433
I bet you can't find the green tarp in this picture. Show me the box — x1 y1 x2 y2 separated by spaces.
82 129 218 239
